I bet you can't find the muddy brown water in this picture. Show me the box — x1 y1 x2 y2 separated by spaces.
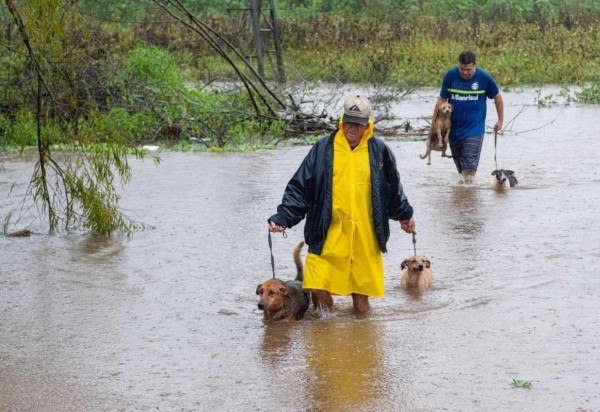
1 88 600 411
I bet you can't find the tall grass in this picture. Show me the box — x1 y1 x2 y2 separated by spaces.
65 1 600 88
278 13 600 86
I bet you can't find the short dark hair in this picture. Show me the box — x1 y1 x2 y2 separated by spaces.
458 51 476 65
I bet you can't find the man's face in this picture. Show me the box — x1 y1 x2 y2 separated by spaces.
342 122 368 146
458 62 476 80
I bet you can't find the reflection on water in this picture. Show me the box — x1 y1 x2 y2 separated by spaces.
303 321 385 411
2 88 600 411
260 322 296 365
75 234 124 256
448 185 483 236
402 285 428 302
258 319 389 411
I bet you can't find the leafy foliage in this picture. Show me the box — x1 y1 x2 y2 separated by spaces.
512 379 532 389
0 0 152 235
0 0 287 235
276 0 600 22
120 44 182 88
577 78 600 104
280 12 600 87
42 1 600 90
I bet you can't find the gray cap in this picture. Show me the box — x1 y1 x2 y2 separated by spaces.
342 95 372 125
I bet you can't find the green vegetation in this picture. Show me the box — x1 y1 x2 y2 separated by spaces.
1 0 599 234
577 78 600 103
512 379 533 389
0 23 284 151
66 0 600 88
274 0 600 87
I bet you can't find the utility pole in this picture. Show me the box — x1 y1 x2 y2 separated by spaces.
226 0 286 83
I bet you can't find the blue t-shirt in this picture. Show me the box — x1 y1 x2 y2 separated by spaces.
440 67 500 140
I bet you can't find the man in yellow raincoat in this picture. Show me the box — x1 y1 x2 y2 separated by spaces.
268 95 416 314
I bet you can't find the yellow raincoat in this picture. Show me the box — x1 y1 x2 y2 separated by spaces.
303 118 385 298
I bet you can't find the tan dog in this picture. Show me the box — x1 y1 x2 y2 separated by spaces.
400 256 433 292
256 242 310 322
421 101 453 165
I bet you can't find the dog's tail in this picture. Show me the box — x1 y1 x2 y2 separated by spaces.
293 241 304 282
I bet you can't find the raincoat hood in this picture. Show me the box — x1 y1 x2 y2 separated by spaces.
338 116 374 148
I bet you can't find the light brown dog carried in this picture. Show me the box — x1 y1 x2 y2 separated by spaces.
400 256 433 292
256 242 310 322
421 101 453 165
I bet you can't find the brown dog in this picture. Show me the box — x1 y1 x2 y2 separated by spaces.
421 101 453 165
256 241 310 322
400 256 433 292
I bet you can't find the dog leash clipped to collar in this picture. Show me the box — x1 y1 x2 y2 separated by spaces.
268 229 287 279
412 232 417 256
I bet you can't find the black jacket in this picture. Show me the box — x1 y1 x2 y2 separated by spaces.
269 130 413 254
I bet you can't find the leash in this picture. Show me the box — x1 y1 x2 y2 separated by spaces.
267 228 286 279
412 231 417 256
494 130 499 171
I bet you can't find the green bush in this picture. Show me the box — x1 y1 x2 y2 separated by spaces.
77 108 158 144
180 88 284 149
120 44 183 87
577 79 600 104
0 111 36 147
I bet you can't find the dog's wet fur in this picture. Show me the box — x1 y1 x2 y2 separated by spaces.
400 256 433 292
421 101 453 165
256 242 310 322
492 169 518 188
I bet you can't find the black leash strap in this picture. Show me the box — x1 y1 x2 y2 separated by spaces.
494 130 499 171
267 228 286 279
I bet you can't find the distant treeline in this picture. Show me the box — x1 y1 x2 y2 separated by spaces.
1 0 599 150
77 0 600 23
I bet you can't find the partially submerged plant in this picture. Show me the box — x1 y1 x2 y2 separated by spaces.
512 379 532 389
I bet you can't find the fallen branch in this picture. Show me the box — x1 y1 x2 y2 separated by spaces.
513 119 556 135
492 104 556 135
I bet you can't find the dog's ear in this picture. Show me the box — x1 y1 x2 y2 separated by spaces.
256 284 263 295
491 170 498 176
506 170 514 175
424 259 431 268
401 258 409 270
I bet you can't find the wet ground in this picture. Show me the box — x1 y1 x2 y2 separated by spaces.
1 88 600 411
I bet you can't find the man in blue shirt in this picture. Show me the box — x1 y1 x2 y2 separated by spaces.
431 50 504 182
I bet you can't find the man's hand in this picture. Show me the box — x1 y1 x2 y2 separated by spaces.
268 220 285 233
493 93 504 133
493 120 503 132
400 217 416 234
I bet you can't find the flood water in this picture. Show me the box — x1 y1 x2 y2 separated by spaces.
1 88 600 411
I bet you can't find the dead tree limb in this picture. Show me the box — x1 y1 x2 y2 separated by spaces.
499 104 555 135
152 0 286 117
